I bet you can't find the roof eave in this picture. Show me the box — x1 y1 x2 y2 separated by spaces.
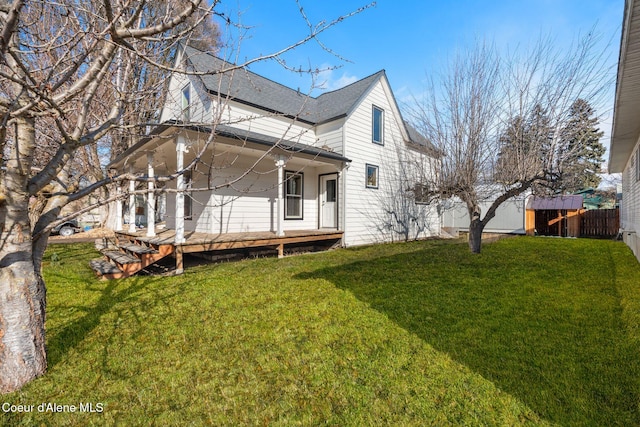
609 0 640 173
207 89 318 125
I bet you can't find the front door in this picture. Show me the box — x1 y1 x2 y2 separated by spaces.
320 174 338 229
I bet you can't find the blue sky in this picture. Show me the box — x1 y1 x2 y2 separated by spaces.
215 0 623 149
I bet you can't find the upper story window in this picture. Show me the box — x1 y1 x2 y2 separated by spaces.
285 171 303 219
372 105 384 145
181 84 191 122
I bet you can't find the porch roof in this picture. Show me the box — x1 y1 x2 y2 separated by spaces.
107 121 351 170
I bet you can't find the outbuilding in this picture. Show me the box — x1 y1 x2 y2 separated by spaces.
525 195 585 237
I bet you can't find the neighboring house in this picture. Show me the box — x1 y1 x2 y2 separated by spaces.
610 0 640 262
441 196 529 236
441 194 588 238
574 188 617 210
102 44 439 277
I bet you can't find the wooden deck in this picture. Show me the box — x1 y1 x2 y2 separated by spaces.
117 228 343 252
90 228 344 279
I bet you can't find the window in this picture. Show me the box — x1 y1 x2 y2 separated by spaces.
412 183 430 204
183 170 193 220
372 106 384 144
636 149 640 182
326 179 337 203
285 171 303 219
181 84 191 122
366 164 379 189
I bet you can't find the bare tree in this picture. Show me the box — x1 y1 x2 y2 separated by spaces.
0 0 373 393
411 35 612 253
370 142 438 242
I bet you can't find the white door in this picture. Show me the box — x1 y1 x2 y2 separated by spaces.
320 175 338 229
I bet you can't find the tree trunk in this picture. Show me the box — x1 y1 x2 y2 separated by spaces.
468 219 484 254
0 252 47 393
102 186 119 230
467 202 484 254
0 116 47 394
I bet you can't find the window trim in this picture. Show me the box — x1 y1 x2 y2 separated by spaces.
372 105 384 145
365 164 379 189
181 84 191 122
284 171 304 220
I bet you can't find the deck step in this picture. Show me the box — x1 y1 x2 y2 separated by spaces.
119 243 158 255
103 250 141 265
90 258 122 275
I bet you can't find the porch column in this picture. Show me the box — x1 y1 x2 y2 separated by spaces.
175 136 186 244
146 152 156 237
275 155 286 237
341 161 349 240
115 185 123 231
128 164 136 233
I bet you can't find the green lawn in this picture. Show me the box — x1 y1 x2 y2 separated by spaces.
3 237 640 425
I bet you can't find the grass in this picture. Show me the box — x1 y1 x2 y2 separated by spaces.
3 237 640 425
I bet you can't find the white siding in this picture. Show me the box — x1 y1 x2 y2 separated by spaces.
341 80 440 246
316 119 346 154
161 73 210 125
158 63 442 246
162 73 318 147
442 199 527 234
216 101 317 146
621 143 640 259
166 155 321 234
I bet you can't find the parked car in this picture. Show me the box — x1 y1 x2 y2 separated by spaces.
52 219 80 237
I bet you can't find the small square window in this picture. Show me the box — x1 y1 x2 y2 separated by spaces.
372 106 384 145
366 164 379 189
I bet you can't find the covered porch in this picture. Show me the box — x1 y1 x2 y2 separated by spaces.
108 124 350 241
95 123 351 278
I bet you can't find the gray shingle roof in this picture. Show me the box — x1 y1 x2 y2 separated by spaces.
183 45 383 125
181 45 437 153
526 195 584 210
214 124 351 163
106 120 351 170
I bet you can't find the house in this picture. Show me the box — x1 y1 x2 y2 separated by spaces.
98 45 440 278
610 0 640 262
441 196 529 236
441 194 588 238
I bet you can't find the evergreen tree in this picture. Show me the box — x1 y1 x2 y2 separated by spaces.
495 105 552 187
558 99 605 192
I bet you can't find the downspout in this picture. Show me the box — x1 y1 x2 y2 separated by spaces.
341 122 348 247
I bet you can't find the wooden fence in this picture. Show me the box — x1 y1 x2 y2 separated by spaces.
528 208 620 239
580 209 620 239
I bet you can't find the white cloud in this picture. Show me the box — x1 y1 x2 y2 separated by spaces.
315 64 358 92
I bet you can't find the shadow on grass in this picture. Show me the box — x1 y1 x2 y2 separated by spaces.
43 244 181 370
296 238 640 426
